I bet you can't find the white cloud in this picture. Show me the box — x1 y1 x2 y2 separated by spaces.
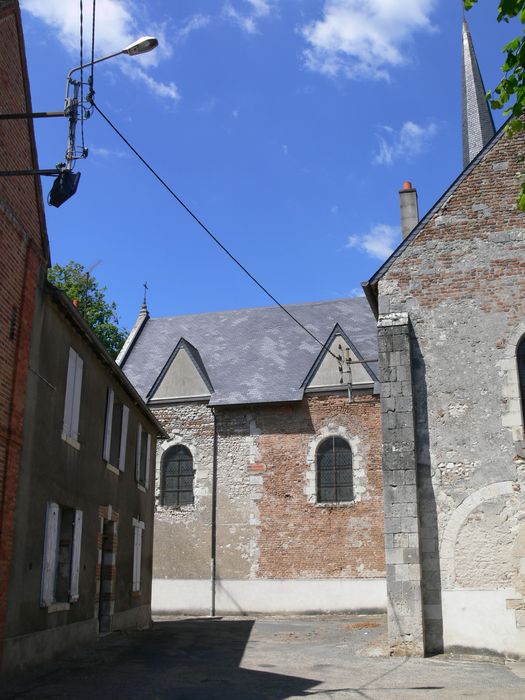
282 144 288 156
90 145 128 159
348 287 365 297
301 0 436 81
177 14 210 42
21 0 180 100
232 108 240 118
347 224 400 260
330 204 339 215
373 120 437 165
223 0 276 34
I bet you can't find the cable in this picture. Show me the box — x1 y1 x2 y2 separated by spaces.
91 100 340 361
90 0 96 87
79 0 85 151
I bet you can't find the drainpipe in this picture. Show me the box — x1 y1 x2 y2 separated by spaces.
210 407 218 617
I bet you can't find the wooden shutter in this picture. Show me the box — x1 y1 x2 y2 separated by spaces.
119 405 129 471
69 510 83 602
70 353 83 441
144 433 151 489
103 388 114 461
41 502 59 607
62 349 77 436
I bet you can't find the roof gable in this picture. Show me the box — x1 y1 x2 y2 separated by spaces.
303 324 378 390
147 338 213 401
363 122 509 315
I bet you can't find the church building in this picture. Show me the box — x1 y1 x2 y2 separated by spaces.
118 299 387 614
363 19 525 658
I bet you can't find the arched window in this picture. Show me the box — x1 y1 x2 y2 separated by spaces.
161 445 194 507
518 336 525 424
316 436 353 503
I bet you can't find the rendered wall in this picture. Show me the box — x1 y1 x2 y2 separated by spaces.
151 393 386 614
377 127 525 658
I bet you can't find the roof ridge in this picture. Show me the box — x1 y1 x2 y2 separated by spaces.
147 296 366 322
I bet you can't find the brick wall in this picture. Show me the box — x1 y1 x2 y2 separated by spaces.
152 392 385 588
0 0 49 660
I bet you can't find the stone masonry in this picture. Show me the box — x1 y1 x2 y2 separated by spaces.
378 312 424 656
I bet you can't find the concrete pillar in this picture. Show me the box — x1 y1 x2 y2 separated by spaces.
399 182 419 240
377 312 425 656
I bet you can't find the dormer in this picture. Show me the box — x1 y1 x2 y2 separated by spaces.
147 338 213 403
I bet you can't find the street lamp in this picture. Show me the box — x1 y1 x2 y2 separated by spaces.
48 36 158 207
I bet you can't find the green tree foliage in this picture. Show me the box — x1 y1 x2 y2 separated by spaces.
48 261 128 358
465 0 525 208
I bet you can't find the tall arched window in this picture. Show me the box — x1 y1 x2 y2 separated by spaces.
161 445 194 507
518 336 525 425
316 436 353 503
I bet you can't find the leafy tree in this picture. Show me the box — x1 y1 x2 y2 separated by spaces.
48 261 128 358
464 0 525 208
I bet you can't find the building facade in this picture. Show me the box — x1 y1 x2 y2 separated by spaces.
2 284 165 672
0 0 50 668
363 21 525 658
120 299 387 614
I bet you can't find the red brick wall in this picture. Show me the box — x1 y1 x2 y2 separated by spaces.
255 393 385 579
0 0 49 657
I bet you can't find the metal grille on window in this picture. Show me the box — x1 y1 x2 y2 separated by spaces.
162 445 194 506
316 436 353 503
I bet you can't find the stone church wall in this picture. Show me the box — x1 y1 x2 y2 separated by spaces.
150 392 386 614
377 128 525 657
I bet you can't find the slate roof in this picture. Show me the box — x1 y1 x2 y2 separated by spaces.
121 298 379 406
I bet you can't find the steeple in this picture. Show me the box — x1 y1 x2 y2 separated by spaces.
462 18 496 168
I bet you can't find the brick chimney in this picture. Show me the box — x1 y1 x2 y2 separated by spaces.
399 181 419 240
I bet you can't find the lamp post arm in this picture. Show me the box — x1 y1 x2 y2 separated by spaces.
65 51 124 105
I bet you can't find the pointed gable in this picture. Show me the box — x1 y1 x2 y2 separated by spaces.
303 324 377 391
148 338 213 402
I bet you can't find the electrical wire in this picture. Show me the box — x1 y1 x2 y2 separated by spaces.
79 0 85 151
90 0 96 89
91 100 341 362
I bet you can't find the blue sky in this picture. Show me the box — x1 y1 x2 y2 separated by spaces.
20 0 517 330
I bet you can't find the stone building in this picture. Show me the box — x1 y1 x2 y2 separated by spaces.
362 20 525 659
119 299 387 614
0 1 166 671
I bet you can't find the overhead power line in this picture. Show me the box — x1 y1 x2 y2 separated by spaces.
91 100 341 362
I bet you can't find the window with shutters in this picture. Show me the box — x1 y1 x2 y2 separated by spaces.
316 436 353 503
103 387 129 472
135 424 151 489
132 518 145 593
41 503 83 609
161 445 194 507
62 347 83 449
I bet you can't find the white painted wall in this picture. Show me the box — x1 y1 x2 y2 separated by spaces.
152 578 386 615
442 588 525 657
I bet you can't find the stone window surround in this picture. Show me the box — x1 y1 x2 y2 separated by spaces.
304 424 367 507
499 323 525 457
156 436 199 512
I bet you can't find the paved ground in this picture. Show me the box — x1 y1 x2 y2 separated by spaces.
2 614 525 699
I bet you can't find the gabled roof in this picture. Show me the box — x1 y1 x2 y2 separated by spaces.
121 297 379 406
301 323 378 389
147 337 214 399
362 121 508 316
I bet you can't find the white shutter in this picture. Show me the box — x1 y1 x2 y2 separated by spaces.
135 426 142 482
69 509 83 602
41 502 59 607
144 433 151 489
132 520 144 592
70 353 83 441
103 388 114 462
119 405 129 471
62 349 76 436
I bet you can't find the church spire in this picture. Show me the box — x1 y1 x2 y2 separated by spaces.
462 18 496 168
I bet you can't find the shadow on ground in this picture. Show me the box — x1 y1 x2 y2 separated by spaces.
1 618 321 700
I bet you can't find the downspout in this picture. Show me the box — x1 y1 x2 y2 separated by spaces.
210 407 218 617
